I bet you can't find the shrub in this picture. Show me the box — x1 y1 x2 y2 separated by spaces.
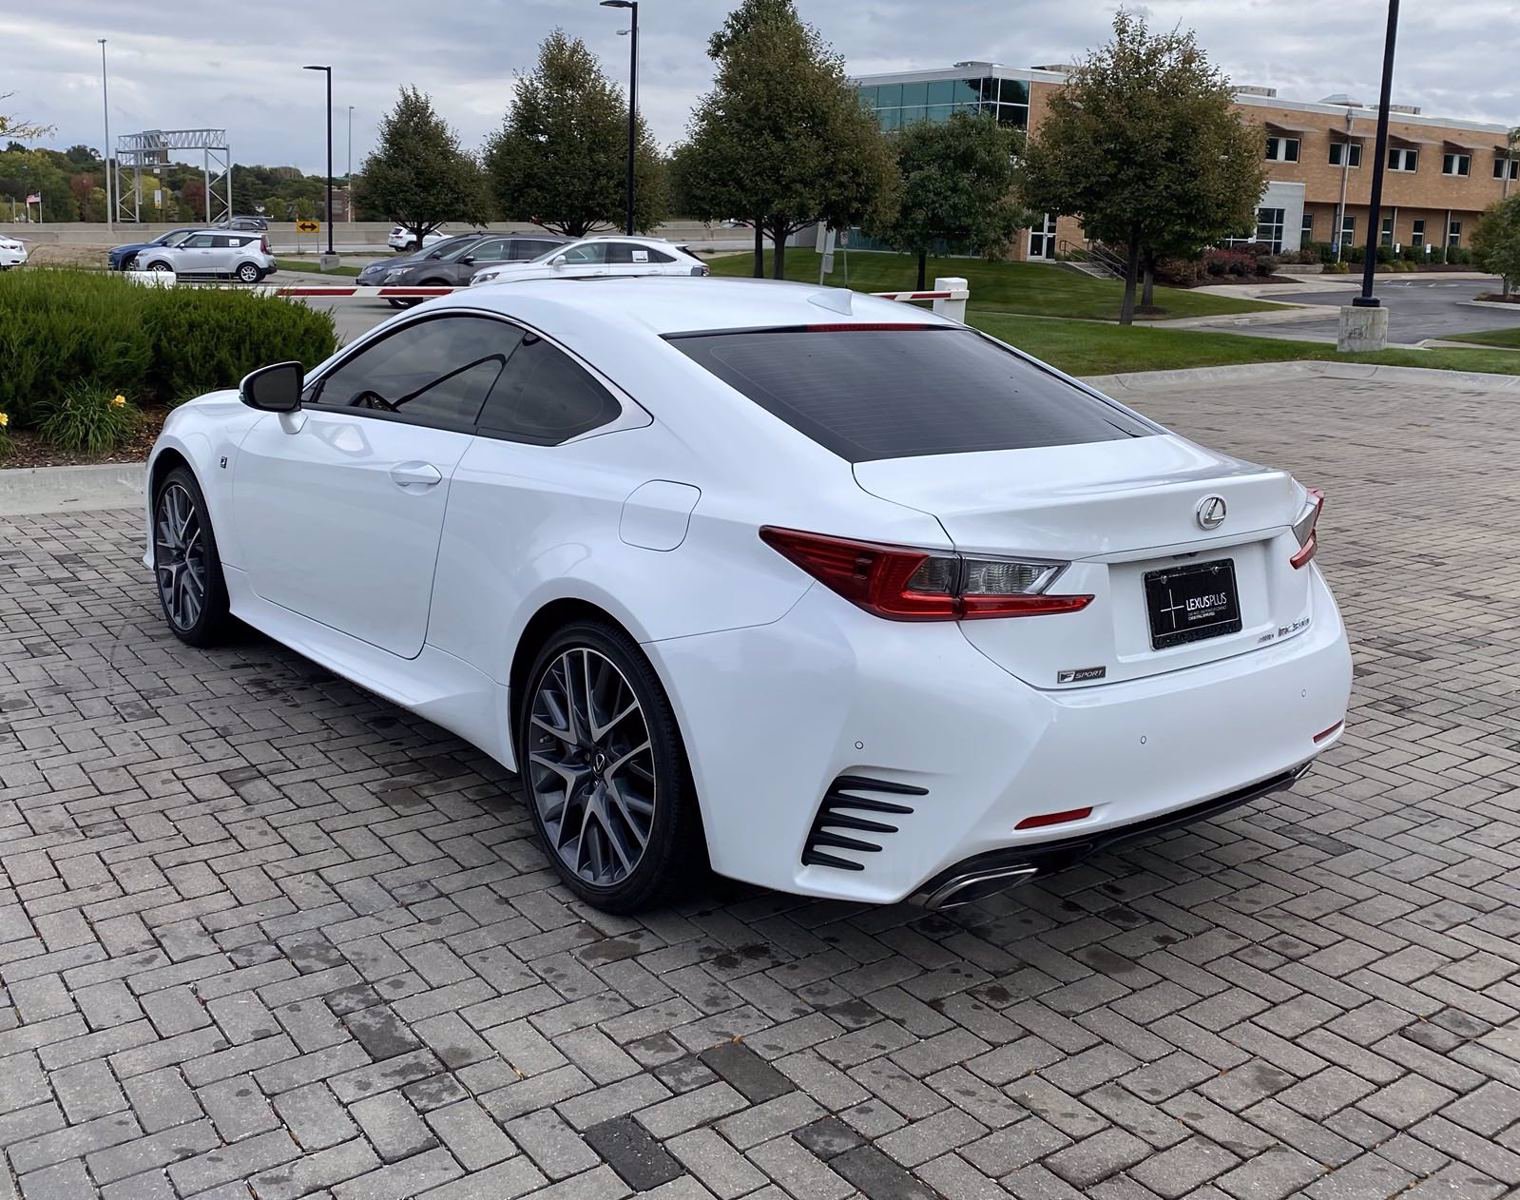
0 269 338 430
37 384 140 456
1154 256 1206 286
0 410 12 459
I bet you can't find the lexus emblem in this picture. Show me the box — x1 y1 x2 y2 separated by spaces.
1196 495 1228 530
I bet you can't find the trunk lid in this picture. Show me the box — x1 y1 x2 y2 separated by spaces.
854 435 1315 688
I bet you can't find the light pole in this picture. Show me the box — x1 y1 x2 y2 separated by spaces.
99 38 112 231
303 64 335 259
600 0 638 235
346 105 354 223
1354 0 1399 310
1334 107 1353 263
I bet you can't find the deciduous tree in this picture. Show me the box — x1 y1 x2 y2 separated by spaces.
1473 194 1520 298
359 87 487 249
675 0 898 278
484 31 664 237
1019 11 1265 323
868 112 1029 289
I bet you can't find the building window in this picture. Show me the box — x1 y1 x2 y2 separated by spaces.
1301 211 1314 244
1448 221 1462 247
1255 207 1286 253
1494 157 1520 181
1265 136 1300 163
1442 152 1471 177
1387 147 1418 172
1411 219 1425 247
1380 216 1394 247
1328 142 1362 168
1339 214 1355 250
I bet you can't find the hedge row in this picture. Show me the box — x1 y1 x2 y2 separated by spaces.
0 270 338 428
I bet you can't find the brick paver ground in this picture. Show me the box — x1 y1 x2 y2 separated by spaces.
2 367 1519 1200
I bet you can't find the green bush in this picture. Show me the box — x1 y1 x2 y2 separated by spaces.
37 384 140 456
0 411 13 459
0 269 338 430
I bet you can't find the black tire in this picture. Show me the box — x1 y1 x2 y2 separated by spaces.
148 261 171 272
517 620 705 913
152 465 232 647
236 262 261 283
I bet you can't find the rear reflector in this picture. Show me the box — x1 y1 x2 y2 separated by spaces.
1015 806 1094 831
1313 720 1344 744
759 526 1093 622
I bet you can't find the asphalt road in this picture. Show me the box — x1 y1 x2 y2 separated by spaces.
1243 275 1520 344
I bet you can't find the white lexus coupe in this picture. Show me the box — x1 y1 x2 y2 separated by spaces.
145 277 1352 913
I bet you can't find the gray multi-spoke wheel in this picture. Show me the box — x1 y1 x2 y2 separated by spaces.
519 621 704 912
236 262 260 283
152 466 230 646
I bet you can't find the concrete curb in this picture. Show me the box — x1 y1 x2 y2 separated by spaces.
1083 359 1520 394
1461 299 1520 311
0 462 145 517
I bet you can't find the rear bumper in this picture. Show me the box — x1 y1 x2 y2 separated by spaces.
648 564 1351 906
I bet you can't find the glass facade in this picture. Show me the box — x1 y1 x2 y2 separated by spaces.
856 74 1030 131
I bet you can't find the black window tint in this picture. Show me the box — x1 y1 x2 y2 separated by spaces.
513 240 560 260
315 316 525 427
645 249 675 263
469 239 512 262
669 328 1152 462
477 337 620 444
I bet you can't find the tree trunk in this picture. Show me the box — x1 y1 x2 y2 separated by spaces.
753 221 765 278
1141 263 1155 309
1119 240 1140 326
772 229 786 279
916 250 927 291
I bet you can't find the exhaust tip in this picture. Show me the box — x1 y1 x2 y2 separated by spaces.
919 864 1038 910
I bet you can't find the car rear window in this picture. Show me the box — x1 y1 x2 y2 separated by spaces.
667 326 1154 462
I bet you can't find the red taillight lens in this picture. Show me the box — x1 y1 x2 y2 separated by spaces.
260 236 271 254
1015 806 1093 831
1290 487 1324 570
759 527 1093 622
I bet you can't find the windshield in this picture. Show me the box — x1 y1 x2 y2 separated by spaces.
528 243 572 264
152 230 190 246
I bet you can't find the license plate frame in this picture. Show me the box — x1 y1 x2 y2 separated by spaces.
1144 558 1242 650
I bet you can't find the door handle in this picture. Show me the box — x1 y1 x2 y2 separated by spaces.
389 461 442 488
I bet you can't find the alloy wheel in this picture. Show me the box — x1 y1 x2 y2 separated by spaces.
526 647 656 887
154 483 208 631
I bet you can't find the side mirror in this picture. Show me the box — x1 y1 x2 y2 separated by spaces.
460 254 476 265
240 361 304 413
551 254 568 268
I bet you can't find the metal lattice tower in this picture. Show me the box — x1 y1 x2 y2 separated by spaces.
114 128 232 224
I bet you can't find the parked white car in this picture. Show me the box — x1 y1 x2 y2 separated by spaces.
388 225 450 252
0 235 27 269
469 235 708 286
135 230 275 283
144 277 1351 913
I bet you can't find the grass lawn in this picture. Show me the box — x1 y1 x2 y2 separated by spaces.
274 258 361 277
969 312 1520 378
1441 325 1520 349
707 248 1280 321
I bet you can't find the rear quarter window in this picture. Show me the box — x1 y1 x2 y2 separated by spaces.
668 327 1154 462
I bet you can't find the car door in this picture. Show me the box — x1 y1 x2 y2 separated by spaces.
232 313 525 658
175 233 218 273
450 237 512 284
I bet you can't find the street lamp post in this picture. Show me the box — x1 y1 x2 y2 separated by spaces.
346 105 355 223
99 38 112 231
303 64 335 260
1334 107 1353 263
600 0 638 235
1337 0 1399 352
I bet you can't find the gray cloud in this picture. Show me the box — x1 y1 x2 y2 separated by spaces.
8 0 1517 176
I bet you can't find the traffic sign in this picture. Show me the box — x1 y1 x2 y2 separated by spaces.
295 219 320 234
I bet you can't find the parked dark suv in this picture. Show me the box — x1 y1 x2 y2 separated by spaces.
360 233 569 307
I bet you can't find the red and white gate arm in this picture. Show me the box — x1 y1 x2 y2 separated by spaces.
857 276 969 323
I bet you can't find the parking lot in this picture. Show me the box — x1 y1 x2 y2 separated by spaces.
2 364 1519 1199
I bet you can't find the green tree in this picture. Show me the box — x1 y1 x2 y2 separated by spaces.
675 0 898 278
358 86 487 249
867 112 1029 289
484 31 664 236
1473 194 1520 298
1019 11 1265 323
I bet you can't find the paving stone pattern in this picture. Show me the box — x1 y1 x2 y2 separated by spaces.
2 371 1520 1198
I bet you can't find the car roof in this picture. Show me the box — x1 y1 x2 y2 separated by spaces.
432 276 955 340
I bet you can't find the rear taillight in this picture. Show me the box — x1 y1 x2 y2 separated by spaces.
759 527 1092 622
1290 487 1324 569
260 236 271 254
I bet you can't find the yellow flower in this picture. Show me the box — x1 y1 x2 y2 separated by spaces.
0 412 8 427
111 394 127 408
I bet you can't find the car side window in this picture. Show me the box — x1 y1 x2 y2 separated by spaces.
476 336 621 445
510 241 554 261
470 240 512 263
561 243 608 265
212 236 235 248
184 234 216 248
312 316 526 428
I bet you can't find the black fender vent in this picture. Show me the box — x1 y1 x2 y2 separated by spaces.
801 774 927 871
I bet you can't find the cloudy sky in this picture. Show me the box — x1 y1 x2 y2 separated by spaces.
9 0 1519 174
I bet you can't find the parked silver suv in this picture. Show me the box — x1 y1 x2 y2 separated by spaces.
135 230 276 283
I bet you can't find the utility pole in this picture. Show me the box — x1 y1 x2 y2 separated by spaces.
303 65 336 263
99 38 113 231
599 0 638 235
1334 107 1353 262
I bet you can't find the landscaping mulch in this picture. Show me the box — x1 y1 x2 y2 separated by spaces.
1 408 164 469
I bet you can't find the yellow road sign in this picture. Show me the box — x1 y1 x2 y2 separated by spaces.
294 219 320 234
